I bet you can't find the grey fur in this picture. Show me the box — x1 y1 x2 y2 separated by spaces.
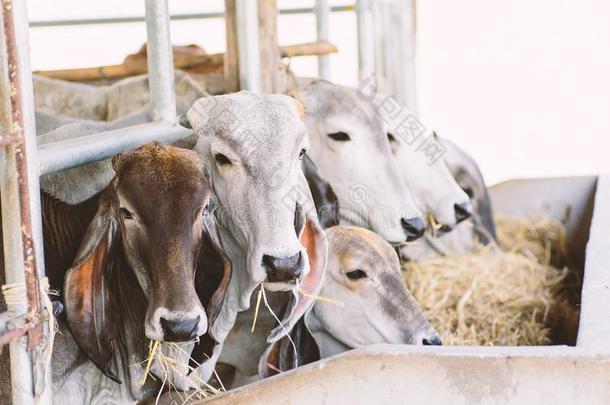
296 81 423 244
184 92 327 381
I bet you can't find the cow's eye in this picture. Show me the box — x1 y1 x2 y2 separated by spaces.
202 204 210 217
346 269 367 280
120 207 134 220
462 187 474 198
328 132 351 141
387 133 396 142
299 148 306 159
215 153 231 165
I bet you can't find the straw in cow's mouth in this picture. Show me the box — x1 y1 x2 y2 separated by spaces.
139 339 226 404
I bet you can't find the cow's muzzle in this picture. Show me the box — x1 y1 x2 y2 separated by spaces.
263 252 303 282
400 217 426 241
160 315 201 342
454 202 473 224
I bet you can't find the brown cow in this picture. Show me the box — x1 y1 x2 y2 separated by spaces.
0 142 231 403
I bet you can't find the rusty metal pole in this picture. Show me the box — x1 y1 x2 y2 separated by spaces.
0 0 52 403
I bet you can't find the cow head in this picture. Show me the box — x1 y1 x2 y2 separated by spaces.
309 226 440 351
385 127 472 230
63 142 231 382
439 136 496 243
259 226 440 377
181 92 327 344
295 81 425 244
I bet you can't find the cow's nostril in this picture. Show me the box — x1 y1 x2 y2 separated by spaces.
263 252 302 282
400 217 426 241
160 316 200 342
454 202 473 223
422 336 443 346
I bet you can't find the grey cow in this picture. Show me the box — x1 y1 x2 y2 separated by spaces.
180 91 329 382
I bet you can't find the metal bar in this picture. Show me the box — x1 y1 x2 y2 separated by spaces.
144 0 176 122
2 0 43 351
1 0 52 402
382 2 398 96
235 0 262 92
315 0 331 80
371 1 386 86
27 6 354 28
37 122 191 176
393 0 417 111
356 0 374 80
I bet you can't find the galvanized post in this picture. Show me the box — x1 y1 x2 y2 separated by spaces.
372 1 386 86
356 0 375 80
315 0 331 80
144 0 176 122
235 0 262 93
0 0 52 403
382 2 398 96
393 0 417 111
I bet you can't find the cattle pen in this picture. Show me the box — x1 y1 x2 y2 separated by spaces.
1 1 610 405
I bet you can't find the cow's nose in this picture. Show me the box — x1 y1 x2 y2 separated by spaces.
422 336 443 345
454 202 473 223
160 316 200 342
263 252 302 282
400 217 426 241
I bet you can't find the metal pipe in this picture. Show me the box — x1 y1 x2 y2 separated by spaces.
382 2 398 96
356 0 374 80
144 0 176 122
28 5 355 28
2 0 43 352
235 0 262 92
0 0 52 402
371 1 386 86
37 122 191 176
315 0 331 80
393 0 417 111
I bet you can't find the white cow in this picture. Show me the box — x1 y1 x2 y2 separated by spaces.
296 81 426 245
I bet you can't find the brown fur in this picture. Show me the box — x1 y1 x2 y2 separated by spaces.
1 142 231 402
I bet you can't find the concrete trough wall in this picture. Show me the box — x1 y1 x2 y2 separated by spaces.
202 346 610 405
194 174 610 404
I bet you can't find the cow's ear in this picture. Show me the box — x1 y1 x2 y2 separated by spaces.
289 96 305 120
301 153 340 228
258 317 319 378
190 216 231 366
259 326 299 378
64 194 122 383
267 214 327 343
195 216 232 330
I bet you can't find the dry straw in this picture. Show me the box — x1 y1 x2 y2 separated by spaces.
403 214 572 346
139 339 226 404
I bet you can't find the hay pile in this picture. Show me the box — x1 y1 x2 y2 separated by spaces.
403 215 573 346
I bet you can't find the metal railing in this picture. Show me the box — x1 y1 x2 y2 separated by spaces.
28 5 354 28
